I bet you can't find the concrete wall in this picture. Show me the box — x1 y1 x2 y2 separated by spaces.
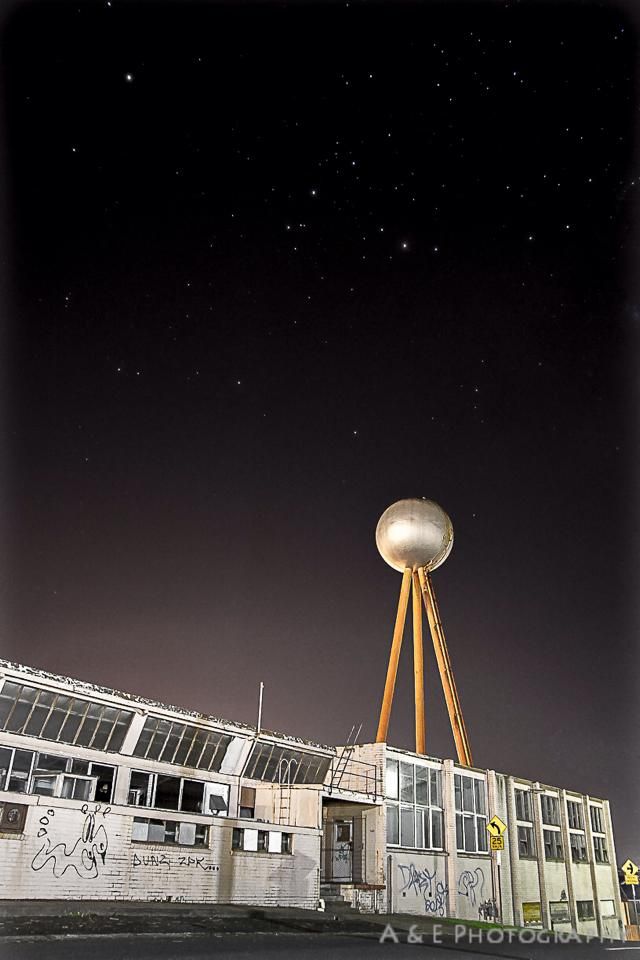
0 792 320 906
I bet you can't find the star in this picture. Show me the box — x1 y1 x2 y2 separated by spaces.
125 73 134 83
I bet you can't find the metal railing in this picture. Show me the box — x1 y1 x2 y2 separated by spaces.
325 754 381 799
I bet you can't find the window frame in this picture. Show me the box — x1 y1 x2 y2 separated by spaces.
454 773 488 854
386 760 444 851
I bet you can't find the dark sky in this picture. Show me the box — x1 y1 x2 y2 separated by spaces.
1 1 638 857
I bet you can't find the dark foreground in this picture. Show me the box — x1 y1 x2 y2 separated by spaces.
0 902 632 959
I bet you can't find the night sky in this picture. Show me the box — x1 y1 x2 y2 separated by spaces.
1 2 638 857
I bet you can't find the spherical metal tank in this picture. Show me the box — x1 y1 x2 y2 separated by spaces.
375 498 454 573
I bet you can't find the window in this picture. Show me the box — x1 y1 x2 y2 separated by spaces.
0 682 133 751
455 774 488 853
385 759 398 799
387 804 399 844
239 786 256 818
593 835 609 863
567 800 584 830
127 771 227 814
549 901 570 923
543 829 563 860
590 806 604 834
540 794 560 826
132 716 232 773
601 900 616 918
232 827 292 854
570 832 588 862
577 900 595 921
132 817 208 847
243 741 331 785
387 762 443 850
0 747 115 802
518 825 535 857
515 789 532 822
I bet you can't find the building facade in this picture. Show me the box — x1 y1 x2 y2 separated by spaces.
0 660 625 939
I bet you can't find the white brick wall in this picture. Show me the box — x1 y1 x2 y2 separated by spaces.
1 794 320 907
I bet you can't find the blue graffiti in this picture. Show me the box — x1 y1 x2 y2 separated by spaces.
398 863 448 917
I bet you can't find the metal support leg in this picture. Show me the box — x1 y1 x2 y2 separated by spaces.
418 567 473 766
376 568 412 743
412 572 426 754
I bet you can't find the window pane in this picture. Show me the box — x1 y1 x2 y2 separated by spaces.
431 810 443 849
415 767 428 805
456 813 463 849
454 774 462 810
0 747 12 788
129 771 153 805
75 704 102 747
159 724 184 763
179 822 196 846
107 713 133 752
385 760 399 799
387 805 399 844
477 817 488 852
32 774 57 796
91 764 115 803
474 780 486 814
181 779 204 813
154 775 180 810
35 754 68 773
0 682 22 727
462 777 474 812
415 808 425 848
400 806 415 847
463 815 475 851
232 827 244 850
41 697 72 741
146 719 172 761
148 819 166 842
5 688 37 733
400 763 414 803
58 707 85 745
430 769 441 807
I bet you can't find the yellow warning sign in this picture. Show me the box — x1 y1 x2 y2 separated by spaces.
625 875 639 885
622 859 639 877
487 815 507 837
490 835 505 851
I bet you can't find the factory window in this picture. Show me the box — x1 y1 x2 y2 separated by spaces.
518 825 535 858
593 836 609 863
540 794 560 826
515 789 532 822
566 800 584 830
231 828 292 854
243 741 331 786
455 774 488 853
549 901 571 924
543 829 563 860
239 786 256 818
570 832 588 863
601 900 616 918
0 682 133 752
589 806 604 834
132 817 208 847
127 770 228 815
0 747 115 802
577 900 595 921
387 762 443 850
132 716 233 773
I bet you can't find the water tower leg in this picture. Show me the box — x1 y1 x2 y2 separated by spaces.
418 567 473 767
376 567 412 743
412 572 426 754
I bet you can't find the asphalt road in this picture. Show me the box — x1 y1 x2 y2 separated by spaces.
0 932 637 960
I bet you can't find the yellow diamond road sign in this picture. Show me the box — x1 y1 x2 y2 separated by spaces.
487 815 507 837
622 859 639 877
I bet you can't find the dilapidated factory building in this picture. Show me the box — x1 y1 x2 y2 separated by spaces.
0 660 625 939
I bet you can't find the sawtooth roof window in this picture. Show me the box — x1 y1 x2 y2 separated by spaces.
243 741 331 785
132 717 232 772
0 682 133 752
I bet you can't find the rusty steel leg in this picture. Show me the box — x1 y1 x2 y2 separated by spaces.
412 571 426 754
376 567 412 743
418 567 473 767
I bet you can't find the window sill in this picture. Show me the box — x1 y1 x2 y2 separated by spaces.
131 840 208 849
231 849 293 856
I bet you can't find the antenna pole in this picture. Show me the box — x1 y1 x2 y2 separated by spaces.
376 567 412 743
257 681 264 734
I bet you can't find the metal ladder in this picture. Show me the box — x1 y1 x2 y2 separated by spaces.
329 723 362 792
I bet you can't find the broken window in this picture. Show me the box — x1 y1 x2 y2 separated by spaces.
540 794 560 826
543 829 563 860
593 836 609 863
566 800 584 830
515 789 532 822
518 825 535 857
570 832 588 862
132 717 232 773
243 741 331 785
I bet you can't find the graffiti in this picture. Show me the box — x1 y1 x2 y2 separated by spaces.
31 805 110 879
132 852 171 870
457 867 485 907
398 863 448 917
132 852 220 872
334 843 351 863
